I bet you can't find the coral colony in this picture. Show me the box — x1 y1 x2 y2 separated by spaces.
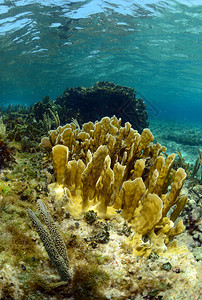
0 104 200 299
25 115 193 298
40 116 187 258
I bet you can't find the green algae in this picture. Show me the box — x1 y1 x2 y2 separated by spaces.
84 210 98 224
92 253 111 265
71 264 109 299
0 181 10 195
161 262 172 271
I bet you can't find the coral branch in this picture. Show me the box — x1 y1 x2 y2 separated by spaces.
27 200 70 282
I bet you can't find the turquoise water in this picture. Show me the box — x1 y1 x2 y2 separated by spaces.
0 0 202 124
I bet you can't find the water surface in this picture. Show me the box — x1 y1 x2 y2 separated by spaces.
0 0 202 124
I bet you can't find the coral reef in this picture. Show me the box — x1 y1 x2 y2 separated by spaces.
41 116 188 257
55 81 148 132
31 95 60 127
0 114 201 300
31 95 54 121
1 98 60 152
1 82 148 156
3 112 45 153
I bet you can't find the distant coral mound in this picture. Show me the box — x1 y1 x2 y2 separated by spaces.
55 81 148 132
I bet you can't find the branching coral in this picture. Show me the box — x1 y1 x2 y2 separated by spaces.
28 199 70 282
41 116 188 256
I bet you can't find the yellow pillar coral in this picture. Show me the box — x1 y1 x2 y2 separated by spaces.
170 194 188 222
52 145 69 186
61 128 74 150
48 145 69 201
110 162 126 207
42 116 188 257
81 145 108 210
162 167 186 217
153 153 175 196
132 159 145 179
93 155 114 218
131 193 163 235
119 178 146 220
136 128 154 156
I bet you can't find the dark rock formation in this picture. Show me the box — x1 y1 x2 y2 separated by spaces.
55 81 149 132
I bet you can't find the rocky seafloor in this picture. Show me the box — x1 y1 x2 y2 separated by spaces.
149 119 202 170
0 117 201 300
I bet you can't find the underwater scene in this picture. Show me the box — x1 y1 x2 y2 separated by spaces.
0 0 201 299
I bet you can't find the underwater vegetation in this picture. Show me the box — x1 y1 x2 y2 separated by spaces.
173 150 190 176
0 117 15 168
163 146 202 185
31 95 60 130
0 138 15 168
0 116 6 137
0 151 48 299
192 149 202 184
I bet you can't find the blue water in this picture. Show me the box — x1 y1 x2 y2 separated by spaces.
0 0 202 125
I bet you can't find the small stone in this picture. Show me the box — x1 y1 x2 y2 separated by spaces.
173 267 180 273
65 211 70 218
161 262 172 271
75 222 79 228
191 211 200 221
193 232 199 239
198 223 202 232
21 264 26 271
84 210 97 224
189 200 195 207
149 251 159 260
